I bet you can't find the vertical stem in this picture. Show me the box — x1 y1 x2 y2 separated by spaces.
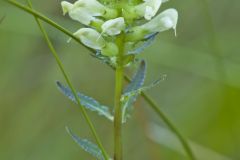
114 66 124 160
114 34 125 160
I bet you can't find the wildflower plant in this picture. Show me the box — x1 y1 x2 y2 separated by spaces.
5 0 196 160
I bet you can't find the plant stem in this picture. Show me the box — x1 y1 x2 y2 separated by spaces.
26 1 109 159
114 34 125 160
114 67 124 160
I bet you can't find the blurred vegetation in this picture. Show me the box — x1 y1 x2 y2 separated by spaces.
0 0 240 159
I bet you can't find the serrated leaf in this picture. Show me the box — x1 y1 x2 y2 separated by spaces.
121 60 146 123
128 32 158 55
66 127 105 160
56 81 114 121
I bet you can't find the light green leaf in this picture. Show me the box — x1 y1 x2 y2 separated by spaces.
66 127 105 160
56 81 114 121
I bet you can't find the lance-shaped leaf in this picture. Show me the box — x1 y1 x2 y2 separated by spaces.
121 60 146 123
66 127 105 160
56 81 114 121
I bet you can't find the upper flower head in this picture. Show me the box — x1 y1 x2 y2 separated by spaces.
62 0 178 58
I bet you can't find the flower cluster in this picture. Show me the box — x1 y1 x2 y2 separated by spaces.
61 0 178 58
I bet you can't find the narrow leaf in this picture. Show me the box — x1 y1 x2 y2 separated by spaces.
66 127 105 160
122 60 146 123
124 60 146 93
56 81 114 121
123 74 167 98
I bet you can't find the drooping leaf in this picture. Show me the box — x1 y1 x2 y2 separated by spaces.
121 60 146 123
56 81 114 121
128 32 158 55
66 127 105 160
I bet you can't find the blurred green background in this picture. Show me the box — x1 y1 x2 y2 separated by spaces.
0 0 240 159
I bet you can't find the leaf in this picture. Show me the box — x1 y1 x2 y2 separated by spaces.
66 127 105 160
128 32 158 55
56 81 114 121
121 60 147 123
123 74 167 98
124 60 147 93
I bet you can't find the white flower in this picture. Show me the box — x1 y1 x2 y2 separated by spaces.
126 8 178 42
135 0 168 20
61 0 117 26
74 28 119 56
141 8 178 35
74 28 105 50
101 17 126 36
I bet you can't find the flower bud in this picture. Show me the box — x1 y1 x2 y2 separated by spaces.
101 17 126 36
102 43 119 56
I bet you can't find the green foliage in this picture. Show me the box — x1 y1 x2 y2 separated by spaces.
56 81 114 121
121 60 166 123
66 127 106 160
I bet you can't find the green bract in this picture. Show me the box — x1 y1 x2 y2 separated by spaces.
61 0 178 59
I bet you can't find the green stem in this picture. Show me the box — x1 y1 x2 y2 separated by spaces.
114 67 124 160
26 1 109 159
6 1 195 159
114 34 125 160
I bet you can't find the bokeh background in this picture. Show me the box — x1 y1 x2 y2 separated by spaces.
0 0 240 159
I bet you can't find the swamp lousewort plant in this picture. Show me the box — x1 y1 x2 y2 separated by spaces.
60 0 178 159
6 0 195 160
